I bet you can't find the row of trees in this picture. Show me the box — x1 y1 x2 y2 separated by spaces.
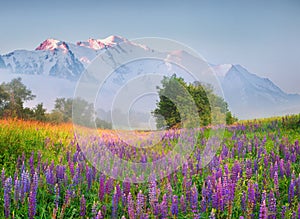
0 76 237 129
0 78 112 129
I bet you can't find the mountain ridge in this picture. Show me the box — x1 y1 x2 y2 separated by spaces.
0 36 299 119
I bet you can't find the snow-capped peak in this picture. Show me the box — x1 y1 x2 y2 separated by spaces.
76 35 127 50
99 35 127 45
36 39 69 53
77 38 106 50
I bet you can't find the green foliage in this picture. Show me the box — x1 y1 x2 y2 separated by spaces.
95 118 112 129
153 74 235 128
53 98 73 122
281 114 300 130
0 77 35 118
226 111 238 125
33 103 47 121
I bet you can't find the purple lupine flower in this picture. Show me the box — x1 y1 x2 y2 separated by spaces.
241 192 246 212
160 194 168 218
166 182 173 202
212 179 223 211
268 191 276 219
171 195 178 217
96 210 103 219
28 173 38 219
14 177 21 203
68 160 75 177
56 165 66 182
112 188 118 218
127 192 135 219
274 161 278 173
86 166 92 190
122 180 131 196
64 189 71 206
122 193 127 208
115 184 122 201
274 171 279 193
136 190 145 217
101 205 107 217
28 190 37 219
182 161 188 176
153 201 160 216
270 163 274 179
261 190 267 203
231 161 241 183
98 174 105 201
246 160 252 179
45 167 55 187
259 200 268 219
80 195 86 218
72 166 80 187
191 184 199 217
200 183 209 212
105 178 114 195
248 182 255 208
222 174 229 204
184 177 193 205
149 179 157 206
224 164 229 176
289 180 295 204
228 180 235 203
279 159 285 177
254 159 258 173
180 194 186 213
21 170 30 202
4 177 12 218
285 161 291 177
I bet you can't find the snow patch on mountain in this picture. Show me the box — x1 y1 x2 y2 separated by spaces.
36 39 70 54
2 46 84 80
76 35 127 50
0 56 6 68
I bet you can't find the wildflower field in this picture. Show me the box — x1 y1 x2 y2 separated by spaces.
0 115 300 218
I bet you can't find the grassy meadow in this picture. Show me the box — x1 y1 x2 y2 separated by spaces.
0 115 300 218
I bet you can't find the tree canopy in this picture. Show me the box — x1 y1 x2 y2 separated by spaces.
153 74 237 129
0 77 36 118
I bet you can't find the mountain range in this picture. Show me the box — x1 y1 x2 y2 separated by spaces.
0 35 299 120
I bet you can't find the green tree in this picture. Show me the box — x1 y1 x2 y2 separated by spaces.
34 103 47 121
53 98 73 122
225 111 238 125
0 86 9 115
0 78 35 118
72 98 95 127
153 74 236 129
52 97 96 126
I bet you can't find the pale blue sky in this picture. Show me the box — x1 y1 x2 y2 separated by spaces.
1 0 300 93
